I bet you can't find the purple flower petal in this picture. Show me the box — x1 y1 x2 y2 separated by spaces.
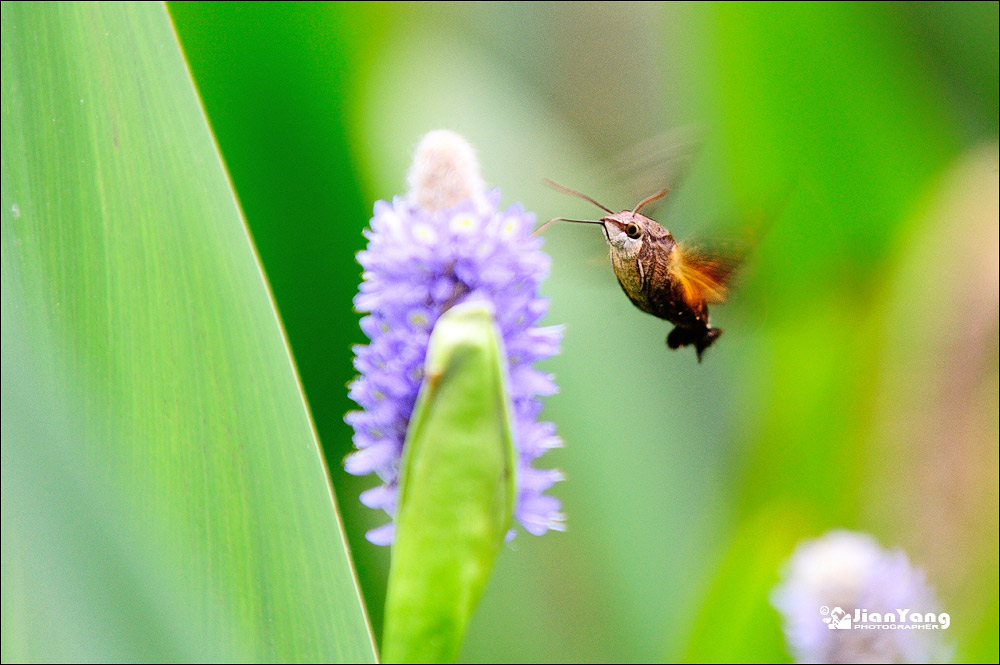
344 439 399 476
360 484 397 513
365 523 396 546
515 492 566 536
345 172 564 544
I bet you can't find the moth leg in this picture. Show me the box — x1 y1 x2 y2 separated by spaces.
666 325 697 350
666 325 723 363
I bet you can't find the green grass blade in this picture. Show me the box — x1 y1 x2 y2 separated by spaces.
382 303 516 664
0 3 374 661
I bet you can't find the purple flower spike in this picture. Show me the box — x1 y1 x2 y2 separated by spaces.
345 130 565 545
772 530 951 664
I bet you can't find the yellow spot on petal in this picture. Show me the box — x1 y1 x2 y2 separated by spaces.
451 214 476 232
413 224 436 242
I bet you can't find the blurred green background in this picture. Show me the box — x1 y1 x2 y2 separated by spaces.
7 1 993 662
167 2 997 662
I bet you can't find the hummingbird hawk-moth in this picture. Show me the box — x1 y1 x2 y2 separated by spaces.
536 180 739 362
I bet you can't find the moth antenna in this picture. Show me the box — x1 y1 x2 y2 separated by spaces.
532 217 604 237
543 179 615 214
632 188 670 214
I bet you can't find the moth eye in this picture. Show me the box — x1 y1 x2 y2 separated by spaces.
625 223 642 239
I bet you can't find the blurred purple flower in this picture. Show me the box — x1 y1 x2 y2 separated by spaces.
771 530 950 663
345 131 565 545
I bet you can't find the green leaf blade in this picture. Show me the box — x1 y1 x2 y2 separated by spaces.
1 3 374 661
